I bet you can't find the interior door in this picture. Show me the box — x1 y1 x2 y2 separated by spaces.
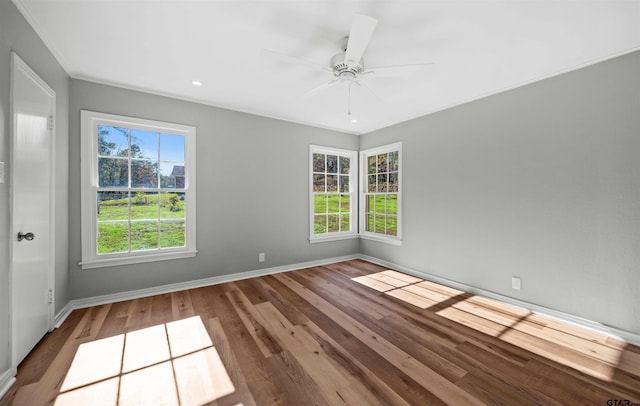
10 52 56 367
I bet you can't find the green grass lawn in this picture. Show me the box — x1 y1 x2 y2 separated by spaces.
313 193 397 235
97 192 185 253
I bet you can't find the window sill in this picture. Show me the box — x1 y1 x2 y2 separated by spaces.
358 233 403 246
80 249 198 269
309 234 359 244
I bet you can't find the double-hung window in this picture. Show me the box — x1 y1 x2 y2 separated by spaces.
309 145 357 242
80 111 197 268
359 142 402 244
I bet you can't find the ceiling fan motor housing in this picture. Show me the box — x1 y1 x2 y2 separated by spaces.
331 52 363 80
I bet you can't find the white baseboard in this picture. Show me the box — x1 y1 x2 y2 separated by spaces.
54 303 73 328
358 254 640 347
55 254 360 326
0 369 16 400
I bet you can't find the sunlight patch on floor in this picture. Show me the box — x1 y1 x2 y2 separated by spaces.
54 315 236 406
352 270 464 309
353 270 623 382
59 334 124 392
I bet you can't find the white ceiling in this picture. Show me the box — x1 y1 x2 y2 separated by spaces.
14 0 640 135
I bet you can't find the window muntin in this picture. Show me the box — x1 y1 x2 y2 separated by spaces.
360 143 401 243
81 111 196 269
310 145 357 241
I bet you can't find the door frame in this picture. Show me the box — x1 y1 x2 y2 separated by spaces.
9 52 56 373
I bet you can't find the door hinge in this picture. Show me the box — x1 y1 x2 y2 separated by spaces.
48 288 53 304
48 115 54 131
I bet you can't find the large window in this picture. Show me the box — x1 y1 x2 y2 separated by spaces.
360 143 402 244
81 111 197 268
309 145 357 242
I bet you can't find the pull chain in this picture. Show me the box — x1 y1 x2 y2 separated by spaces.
348 82 351 116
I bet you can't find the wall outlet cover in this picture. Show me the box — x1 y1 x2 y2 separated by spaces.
511 276 522 290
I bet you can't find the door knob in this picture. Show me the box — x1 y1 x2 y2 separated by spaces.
17 232 35 241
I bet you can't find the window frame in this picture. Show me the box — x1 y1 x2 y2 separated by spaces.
359 142 402 245
80 110 197 269
309 144 358 243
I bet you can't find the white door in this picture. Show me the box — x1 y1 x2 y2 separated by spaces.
10 52 56 367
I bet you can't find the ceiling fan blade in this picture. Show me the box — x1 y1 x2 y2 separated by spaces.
356 80 381 101
363 62 435 77
261 49 333 74
344 14 378 68
302 79 340 99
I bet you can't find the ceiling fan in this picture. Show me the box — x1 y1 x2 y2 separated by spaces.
262 14 434 114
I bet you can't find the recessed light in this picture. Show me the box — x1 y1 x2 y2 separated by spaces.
191 80 202 86
351 119 358 123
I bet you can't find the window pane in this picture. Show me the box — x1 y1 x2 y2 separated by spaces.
313 174 325 192
339 156 350 174
131 160 158 188
366 213 375 232
339 175 349 193
375 195 386 214
377 173 388 192
130 129 158 159
327 194 340 213
368 175 376 192
160 220 185 248
388 172 398 192
387 194 398 215
97 191 128 221
327 155 338 173
368 156 376 174
99 157 129 187
340 214 350 232
377 153 387 173
131 192 159 220
388 151 399 171
375 215 387 233
313 153 325 172
98 125 128 157
160 133 185 162
314 194 327 214
366 195 375 213
161 192 185 219
386 215 398 236
131 221 159 251
339 194 350 213
314 215 327 234
98 222 129 254
328 214 339 232
160 162 185 188
327 175 338 192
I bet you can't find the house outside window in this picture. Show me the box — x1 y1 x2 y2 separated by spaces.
80 110 197 269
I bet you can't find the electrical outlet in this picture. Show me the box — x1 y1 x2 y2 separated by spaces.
258 252 265 262
511 276 521 290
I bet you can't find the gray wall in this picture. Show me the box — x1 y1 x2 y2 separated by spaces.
68 79 360 299
0 0 70 377
360 51 640 335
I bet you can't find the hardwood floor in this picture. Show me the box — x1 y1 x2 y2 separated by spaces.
2 259 640 405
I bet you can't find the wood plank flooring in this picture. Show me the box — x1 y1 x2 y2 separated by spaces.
2 259 640 405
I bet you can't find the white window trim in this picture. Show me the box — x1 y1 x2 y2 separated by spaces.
309 145 358 243
359 142 402 245
80 110 197 269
